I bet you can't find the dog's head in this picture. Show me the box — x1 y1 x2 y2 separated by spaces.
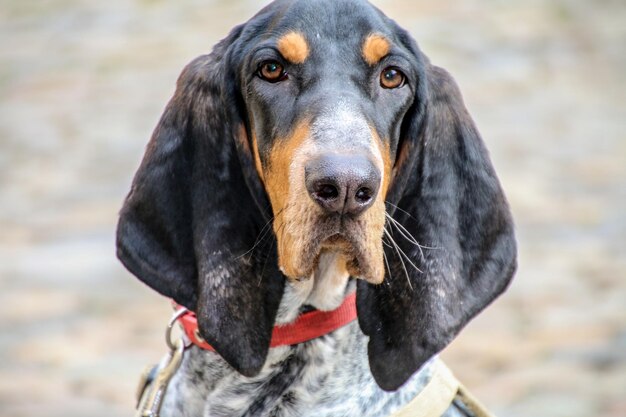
117 0 516 391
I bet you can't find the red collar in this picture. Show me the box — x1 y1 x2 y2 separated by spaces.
177 292 357 351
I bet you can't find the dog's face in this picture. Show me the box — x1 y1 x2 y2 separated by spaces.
237 2 417 284
117 0 516 391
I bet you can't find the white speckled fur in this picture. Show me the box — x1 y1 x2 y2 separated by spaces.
159 267 469 417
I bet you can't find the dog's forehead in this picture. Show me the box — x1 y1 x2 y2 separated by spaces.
279 0 386 32
260 0 394 57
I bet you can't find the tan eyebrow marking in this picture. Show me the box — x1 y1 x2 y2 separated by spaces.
277 32 309 64
362 33 390 66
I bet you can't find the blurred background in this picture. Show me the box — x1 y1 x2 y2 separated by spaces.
1 0 624 416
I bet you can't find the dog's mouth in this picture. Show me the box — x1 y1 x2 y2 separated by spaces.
320 233 351 250
275 213 386 284
319 233 361 276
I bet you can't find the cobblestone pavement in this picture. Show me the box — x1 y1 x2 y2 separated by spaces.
1 1 624 416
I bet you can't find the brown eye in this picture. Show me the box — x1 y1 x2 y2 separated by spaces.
380 67 405 89
259 61 287 82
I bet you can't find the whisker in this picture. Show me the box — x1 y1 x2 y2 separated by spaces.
385 213 426 262
277 217 289 248
384 201 419 223
236 221 274 261
384 201 416 220
384 228 413 291
389 229 423 273
236 205 288 261
384 212 439 262
382 243 392 284
257 206 293 285
385 223 424 271
384 203 440 250
258 237 276 286
385 213 419 245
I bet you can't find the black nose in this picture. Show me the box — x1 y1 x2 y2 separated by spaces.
305 154 381 216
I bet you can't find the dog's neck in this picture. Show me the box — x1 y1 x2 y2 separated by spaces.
159 252 437 417
275 251 353 323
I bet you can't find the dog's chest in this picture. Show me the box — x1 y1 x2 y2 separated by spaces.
159 322 432 417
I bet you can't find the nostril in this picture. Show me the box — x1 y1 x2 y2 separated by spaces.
305 154 380 215
314 183 339 201
355 187 372 203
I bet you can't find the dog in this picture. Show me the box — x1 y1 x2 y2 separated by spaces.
116 0 517 415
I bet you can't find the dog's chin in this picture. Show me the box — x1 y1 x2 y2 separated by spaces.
278 223 385 285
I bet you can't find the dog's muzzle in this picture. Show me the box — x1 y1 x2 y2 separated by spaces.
305 153 381 217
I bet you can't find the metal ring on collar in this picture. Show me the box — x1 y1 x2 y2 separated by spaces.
166 307 188 351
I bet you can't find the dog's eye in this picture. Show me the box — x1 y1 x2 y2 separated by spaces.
380 67 405 89
258 61 288 83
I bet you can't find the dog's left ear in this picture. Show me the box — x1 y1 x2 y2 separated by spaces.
357 63 517 391
116 27 284 377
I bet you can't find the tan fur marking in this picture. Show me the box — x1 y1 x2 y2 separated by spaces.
362 33 390 66
277 32 309 64
265 122 312 278
251 132 265 182
392 139 412 181
236 124 264 182
356 201 386 284
276 202 320 279
265 122 309 217
373 131 393 198
235 124 250 152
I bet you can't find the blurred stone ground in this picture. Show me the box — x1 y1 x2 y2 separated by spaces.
0 0 624 416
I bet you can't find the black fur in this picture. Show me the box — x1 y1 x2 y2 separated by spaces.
117 28 284 377
357 64 517 390
117 0 516 391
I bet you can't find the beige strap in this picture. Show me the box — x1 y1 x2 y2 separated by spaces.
389 359 496 417
389 360 460 417
456 383 495 417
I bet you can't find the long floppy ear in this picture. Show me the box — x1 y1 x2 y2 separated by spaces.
116 28 284 377
357 64 517 391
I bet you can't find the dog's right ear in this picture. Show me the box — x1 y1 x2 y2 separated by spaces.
116 26 285 377
357 38 516 391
